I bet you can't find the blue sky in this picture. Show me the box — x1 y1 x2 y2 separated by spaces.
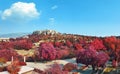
0 0 120 36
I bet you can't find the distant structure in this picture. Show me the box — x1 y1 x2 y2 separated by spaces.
22 35 29 38
0 38 9 42
33 30 60 35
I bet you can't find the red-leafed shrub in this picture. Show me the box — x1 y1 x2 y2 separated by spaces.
34 63 69 74
54 42 62 47
76 48 109 73
56 49 70 59
103 36 117 50
63 63 77 72
56 50 63 59
28 34 41 43
74 43 83 50
0 42 13 50
36 42 57 60
60 46 69 50
13 40 33 50
94 52 109 67
76 48 97 66
45 63 69 74
90 39 106 51
0 49 21 61
7 60 20 74
18 61 26 66
66 40 73 47
104 36 120 67
7 59 26 74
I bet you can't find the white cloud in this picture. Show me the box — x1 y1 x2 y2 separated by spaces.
49 18 55 25
51 5 58 10
1 2 40 23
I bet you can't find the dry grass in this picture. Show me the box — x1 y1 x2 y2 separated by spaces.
15 49 35 57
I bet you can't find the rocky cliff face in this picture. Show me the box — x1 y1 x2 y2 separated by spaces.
33 30 60 35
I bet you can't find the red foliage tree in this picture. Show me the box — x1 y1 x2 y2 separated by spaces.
94 52 109 67
76 48 109 73
104 36 120 68
0 49 22 61
66 40 73 47
56 48 70 59
45 63 69 74
37 42 57 60
74 43 83 50
90 38 106 51
76 48 97 66
54 42 62 47
103 36 117 51
0 41 13 50
7 60 21 74
28 34 42 43
56 49 63 59
13 40 33 50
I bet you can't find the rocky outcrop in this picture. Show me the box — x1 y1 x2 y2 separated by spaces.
33 30 60 35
